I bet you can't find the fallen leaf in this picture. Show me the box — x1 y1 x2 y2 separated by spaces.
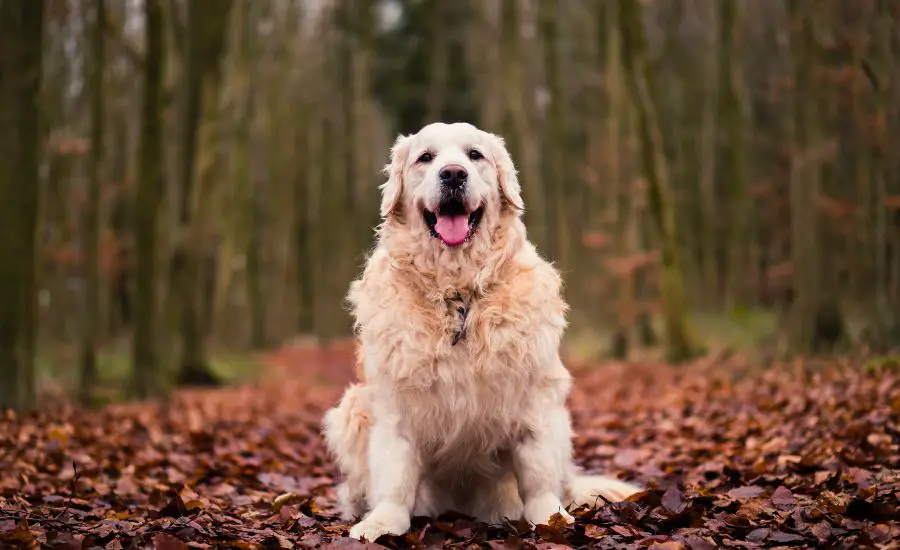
153 533 189 550
771 486 796 509
662 485 687 514
0 519 33 543
768 530 806 543
583 524 606 539
726 485 764 500
0 343 897 548
272 492 304 513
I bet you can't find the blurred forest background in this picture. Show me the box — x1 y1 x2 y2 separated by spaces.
1 0 899 410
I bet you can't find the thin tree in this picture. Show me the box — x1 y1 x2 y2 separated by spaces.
79 0 107 405
499 0 546 253
132 0 165 399
601 0 634 359
617 0 703 362
786 0 823 355
538 0 566 265
716 0 747 309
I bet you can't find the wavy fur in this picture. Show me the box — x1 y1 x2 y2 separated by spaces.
322 122 640 541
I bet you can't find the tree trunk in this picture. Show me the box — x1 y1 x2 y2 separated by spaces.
426 0 449 122
716 0 748 309
539 0 565 266
79 0 106 406
132 0 165 400
603 0 632 359
0 0 44 411
617 0 703 362
500 0 547 255
864 0 898 350
293 120 314 335
246 174 266 347
175 0 234 386
786 0 822 355
468 0 502 132
698 12 718 310
229 2 266 349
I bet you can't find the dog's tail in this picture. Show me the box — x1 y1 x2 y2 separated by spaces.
322 383 371 472
322 383 372 519
566 474 642 508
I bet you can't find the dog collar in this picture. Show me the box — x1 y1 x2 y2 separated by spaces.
447 292 471 346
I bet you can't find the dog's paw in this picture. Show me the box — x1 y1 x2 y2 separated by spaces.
348 502 410 541
524 493 575 527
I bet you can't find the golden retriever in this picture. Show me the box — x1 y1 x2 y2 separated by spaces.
322 122 640 541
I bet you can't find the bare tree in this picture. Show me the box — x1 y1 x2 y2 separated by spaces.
618 0 703 362
80 0 107 405
0 0 45 410
132 0 166 399
174 0 234 386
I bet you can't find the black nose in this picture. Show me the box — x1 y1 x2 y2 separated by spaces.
439 165 468 188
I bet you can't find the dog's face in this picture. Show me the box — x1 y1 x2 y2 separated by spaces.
379 122 523 248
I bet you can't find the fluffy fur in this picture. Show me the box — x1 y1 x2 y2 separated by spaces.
322 122 640 542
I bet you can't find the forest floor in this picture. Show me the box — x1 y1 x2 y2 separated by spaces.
1 341 899 549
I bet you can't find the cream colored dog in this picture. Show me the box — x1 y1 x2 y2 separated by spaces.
322 122 640 542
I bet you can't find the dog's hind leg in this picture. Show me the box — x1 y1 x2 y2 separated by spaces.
322 383 372 520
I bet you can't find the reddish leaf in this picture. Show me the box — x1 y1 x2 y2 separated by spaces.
661 485 687 514
769 530 806 544
583 524 606 539
726 485 764 500
0 342 897 548
153 533 190 550
771 486 796 509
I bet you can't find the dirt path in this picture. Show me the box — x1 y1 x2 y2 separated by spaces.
1 347 898 549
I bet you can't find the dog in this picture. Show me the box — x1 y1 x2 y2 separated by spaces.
322 122 640 542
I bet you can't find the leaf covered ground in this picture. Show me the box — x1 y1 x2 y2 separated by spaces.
2 344 899 549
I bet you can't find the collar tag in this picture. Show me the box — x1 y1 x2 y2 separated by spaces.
447 292 470 346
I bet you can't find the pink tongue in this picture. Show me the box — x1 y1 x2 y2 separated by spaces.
434 214 470 245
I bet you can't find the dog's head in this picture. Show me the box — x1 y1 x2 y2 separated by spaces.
379 122 523 249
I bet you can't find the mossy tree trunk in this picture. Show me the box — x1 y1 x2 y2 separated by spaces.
786 0 823 355
426 0 449 122
174 0 234 386
500 0 546 254
539 0 565 266
0 0 44 411
228 2 266 349
698 6 719 310
468 0 502 132
293 115 314 336
602 0 632 359
617 0 703 362
131 0 165 400
716 0 748 309
79 0 106 406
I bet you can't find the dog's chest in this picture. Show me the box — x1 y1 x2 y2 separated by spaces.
398 367 532 460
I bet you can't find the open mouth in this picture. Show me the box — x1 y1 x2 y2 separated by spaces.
423 198 484 247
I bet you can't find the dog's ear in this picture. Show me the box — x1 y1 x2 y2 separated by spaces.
379 133 412 219
487 133 525 213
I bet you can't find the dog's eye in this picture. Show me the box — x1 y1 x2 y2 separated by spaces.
417 152 434 164
468 149 484 161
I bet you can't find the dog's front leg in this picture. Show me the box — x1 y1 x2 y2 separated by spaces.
513 404 576 527
348 413 418 542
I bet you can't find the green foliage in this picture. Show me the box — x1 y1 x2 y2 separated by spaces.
864 355 900 374
38 345 265 406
